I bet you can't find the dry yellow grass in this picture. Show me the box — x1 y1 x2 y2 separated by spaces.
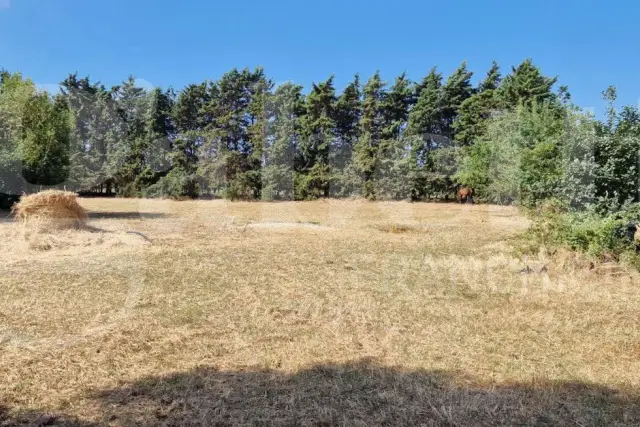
0 199 639 426
12 190 87 232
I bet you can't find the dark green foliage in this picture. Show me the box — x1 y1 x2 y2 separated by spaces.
529 201 640 262
6 60 640 267
354 72 385 198
593 87 640 211
61 74 112 190
479 61 501 92
454 62 502 145
405 68 443 200
371 137 411 200
1 72 38 193
197 68 273 199
0 193 20 210
381 72 413 140
333 75 361 174
408 67 442 139
499 59 558 107
440 62 473 138
20 93 71 185
263 83 305 200
1 59 638 224
426 147 461 200
296 76 336 199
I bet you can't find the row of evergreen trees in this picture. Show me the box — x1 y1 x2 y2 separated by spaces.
1 59 638 209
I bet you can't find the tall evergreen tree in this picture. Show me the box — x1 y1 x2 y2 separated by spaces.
61 74 120 191
198 68 271 199
406 68 443 199
138 87 175 187
333 74 361 171
479 61 501 92
381 72 413 140
454 61 502 145
262 82 305 200
296 76 336 199
408 68 443 139
246 70 273 198
171 82 210 169
110 76 150 195
499 58 557 107
354 72 385 198
147 81 211 198
440 62 474 137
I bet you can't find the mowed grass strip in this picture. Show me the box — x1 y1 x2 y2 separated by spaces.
1 199 639 426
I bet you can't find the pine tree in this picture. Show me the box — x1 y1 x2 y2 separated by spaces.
479 61 501 92
499 58 558 107
406 68 443 199
138 87 175 189
110 76 149 195
171 81 210 169
198 68 271 199
440 62 473 137
408 67 443 139
354 71 385 198
333 74 361 171
381 72 413 140
453 61 502 145
61 74 117 191
147 81 211 198
262 82 305 200
245 69 273 198
296 76 336 199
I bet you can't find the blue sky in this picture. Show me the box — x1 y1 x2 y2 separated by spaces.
1 0 639 115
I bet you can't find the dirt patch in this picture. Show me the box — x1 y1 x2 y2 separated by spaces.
371 223 423 233
245 222 330 231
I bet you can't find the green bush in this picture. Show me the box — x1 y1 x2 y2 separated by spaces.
529 201 639 263
143 168 199 199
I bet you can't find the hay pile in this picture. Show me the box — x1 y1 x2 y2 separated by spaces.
12 190 88 232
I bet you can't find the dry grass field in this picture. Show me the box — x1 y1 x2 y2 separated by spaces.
1 198 639 426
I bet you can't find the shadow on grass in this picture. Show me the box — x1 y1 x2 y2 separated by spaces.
0 210 12 223
87 211 167 220
0 211 166 224
2 359 639 426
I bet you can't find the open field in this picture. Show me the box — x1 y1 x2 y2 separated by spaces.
1 199 639 426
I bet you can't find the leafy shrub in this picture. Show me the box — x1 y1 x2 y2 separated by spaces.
143 169 199 199
528 200 640 263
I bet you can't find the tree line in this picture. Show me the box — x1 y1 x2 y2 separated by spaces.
1 59 638 212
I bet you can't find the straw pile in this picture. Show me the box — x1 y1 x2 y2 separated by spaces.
12 190 88 232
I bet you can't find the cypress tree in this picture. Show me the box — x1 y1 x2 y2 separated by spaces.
440 62 474 137
499 58 558 107
333 74 361 170
297 76 336 199
406 68 443 199
381 72 413 140
354 71 385 198
263 82 304 200
454 61 502 145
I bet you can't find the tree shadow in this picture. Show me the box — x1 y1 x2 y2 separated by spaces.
86 212 167 220
0 210 12 223
0 211 166 223
2 359 639 426
0 404 87 427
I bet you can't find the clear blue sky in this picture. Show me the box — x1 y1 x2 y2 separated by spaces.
1 0 639 115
